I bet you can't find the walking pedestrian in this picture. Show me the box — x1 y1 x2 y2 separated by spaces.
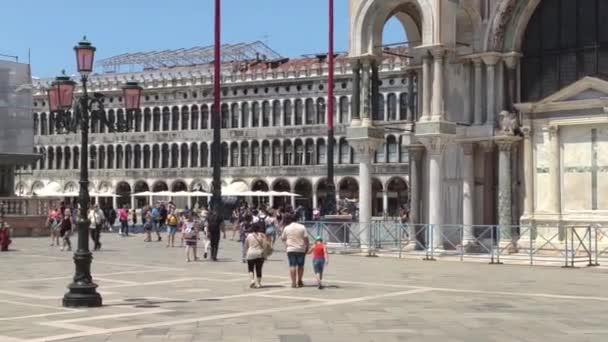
308 236 329 289
0 218 11 252
48 208 60 247
130 207 138 233
207 210 223 261
281 213 309 288
118 205 129 237
88 204 104 251
166 208 179 248
183 213 199 262
60 209 74 252
244 224 270 288
239 214 253 263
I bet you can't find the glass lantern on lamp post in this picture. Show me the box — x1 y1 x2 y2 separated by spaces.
47 37 142 308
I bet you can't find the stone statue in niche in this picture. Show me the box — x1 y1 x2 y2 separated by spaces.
499 110 520 136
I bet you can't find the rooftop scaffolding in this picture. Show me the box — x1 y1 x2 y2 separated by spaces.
97 41 282 74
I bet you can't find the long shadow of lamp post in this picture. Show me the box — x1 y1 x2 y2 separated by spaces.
47 37 142 308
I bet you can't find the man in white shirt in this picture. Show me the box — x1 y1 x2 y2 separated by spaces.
281 213 309 288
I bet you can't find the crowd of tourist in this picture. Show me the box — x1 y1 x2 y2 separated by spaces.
37 200 330 289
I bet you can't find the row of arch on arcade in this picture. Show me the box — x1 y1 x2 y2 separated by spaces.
110 177 408 217
33 135 408 171
33 92 416 136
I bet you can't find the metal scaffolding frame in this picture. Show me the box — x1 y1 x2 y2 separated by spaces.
97 41 282 73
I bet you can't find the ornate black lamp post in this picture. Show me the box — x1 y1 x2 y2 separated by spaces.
48 37 142 308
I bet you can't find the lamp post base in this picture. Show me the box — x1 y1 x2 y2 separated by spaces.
63 284 102 307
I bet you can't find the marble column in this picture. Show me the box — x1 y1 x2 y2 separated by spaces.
351 59 361 126
548 126 561 215
522 127 534 217
130 195 136 211
473 58 483 125
350 139 382 250
482 54 500 126
408 146 424 225
360 57 372 126
312 189 318 210
462 143 475 246
430 48 445 121
290 195 296 208
423 138 448 248
497 140 515 229
480 142 496 225
503 53 520 110
421 55 432 121
407 70 416 122
382 191 389 216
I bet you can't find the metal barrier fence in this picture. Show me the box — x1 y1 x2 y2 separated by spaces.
302 221 608 268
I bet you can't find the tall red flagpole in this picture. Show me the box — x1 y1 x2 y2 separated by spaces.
210 0 223 211
323 0 337 215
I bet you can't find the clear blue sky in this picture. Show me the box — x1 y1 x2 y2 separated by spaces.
0 0 405 78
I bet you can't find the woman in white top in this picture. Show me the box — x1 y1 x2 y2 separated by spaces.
244 224 268 288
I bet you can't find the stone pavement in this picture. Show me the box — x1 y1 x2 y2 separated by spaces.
1 233 608 342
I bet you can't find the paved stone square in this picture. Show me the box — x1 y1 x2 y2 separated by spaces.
1 233 608 341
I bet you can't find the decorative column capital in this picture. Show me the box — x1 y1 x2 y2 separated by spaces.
521 126 533 138
408 144 425 161
429 46 446 59
547 125 559 138
480 52 501 66
478 141 494 153
502 52 522 69
496 138 518 152
418 136 452 156
349 57 361 71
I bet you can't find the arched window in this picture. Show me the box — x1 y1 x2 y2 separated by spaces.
294 140 304 166
201 105 209 129
376 94 385 121
262 141 270 166
125 145 133 169
387 136 398 163
162 107 170 131
272 101 281 126
40 113 47 135
116 145 123 169
89 146 96 169
134 145 142 168
171 107 179 130
153 108 161 131
152 145 160 169
283 100 292 126
283 141 293 166
144 108 151 132
161 144 169 168
251 141 260 166
106 146 114 169
522 0 608 101
171 144 179 168
262 101 270 127
221 104 229 128
317 140 326 164
134 109 142 132
191 105 199 129
221 143 229 167
46 147 53 170
180 144 188 168
316 98 326 124
181 106 189 130
191 143 199 168
340 139 350 164
305 140 314 165
95 146 103 170
231 103 239 128
33 113 39 136
64 147 71 170
399 93 408 121
252 102 260 127
49 113 55 135
339 97 349 124
241 102 250 128
201 143 209 167
241 142 250 167
305 98 315 124
73 147 79 170
231 143 239 167
387 93 397 121
272 141 281 166
144 145 151 169
295 99 303 125
56 146 63 170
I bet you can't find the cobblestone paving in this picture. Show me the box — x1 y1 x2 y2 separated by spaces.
1 233 608 341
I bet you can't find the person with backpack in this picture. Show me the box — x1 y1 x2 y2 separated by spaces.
244 223 272 288
166 208 179 248
183 213 199 262
207 210 224 261
88 204 105 251
149 203 162 242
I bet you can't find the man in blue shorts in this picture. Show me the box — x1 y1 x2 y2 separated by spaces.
281 213 309 288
